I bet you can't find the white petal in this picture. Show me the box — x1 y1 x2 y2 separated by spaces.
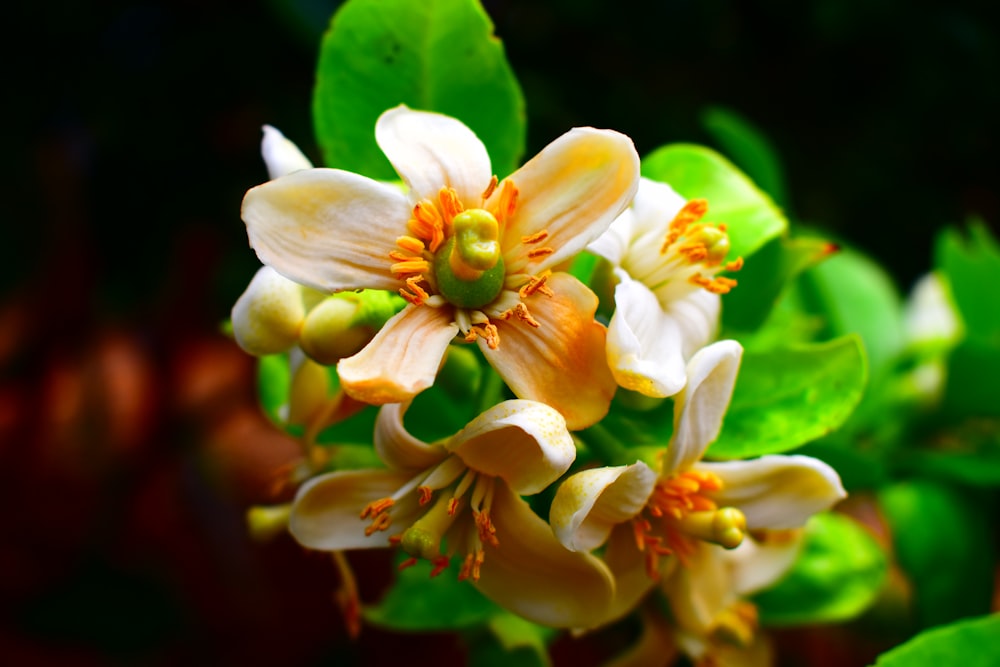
724 530 804 595
549 462 657 552
242 168 409 293
289 469 421 551
447 400 575 495
587 207 636 267
699 455 847 529
661 340 743 476
261 125 313 179
374 402 449 471
375 105 492 205
497 127 640 274
606 271 687 397
337 304 460 405
231 266 307 356
660 289 721 360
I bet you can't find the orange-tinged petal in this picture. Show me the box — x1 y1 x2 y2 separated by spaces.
338 305 460 404
289 469 420 551
446 399 574 495
473 482 615 628
496 127 640 275
482 273 615 430
375 105 492 206
242 168 409 293
375 402 450 471
549 462 657 552
661 541 732 636
601 522 668 626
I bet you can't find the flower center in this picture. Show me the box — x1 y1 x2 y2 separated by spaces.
631 469 746 578
359 456 500 582
641 198 744 297
433 209 506 308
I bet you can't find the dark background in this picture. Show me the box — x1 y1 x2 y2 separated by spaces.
3 0 997 664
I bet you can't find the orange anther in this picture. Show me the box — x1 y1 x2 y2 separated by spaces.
481 175 499 201
418 486 433 505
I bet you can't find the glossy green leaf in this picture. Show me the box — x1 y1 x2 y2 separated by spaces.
755 512 887 626
879 480 996 629
935 221 1000 337
707 336 868 458
640 144 787 261
722 233 838 333
314 0 525 179
701 105 788 207
872 614 1000 667
364 554 500 631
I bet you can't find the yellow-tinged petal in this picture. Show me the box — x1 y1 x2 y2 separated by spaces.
445 399 574 495
375 105 492 206
289 469 421 551
601 521 667 625
231 266 309 356
337 305 460 405
549 462 657 552
473 482 616 628
661 340 743 476
496 127 640 275
662 541 733 636
261 125 313 179
242 168 409 293
483 273 616 430
726 530 804 596
375 402 450 471
698 455 847 530
606 272 688 398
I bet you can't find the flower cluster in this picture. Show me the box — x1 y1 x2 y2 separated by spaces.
233 107 846 662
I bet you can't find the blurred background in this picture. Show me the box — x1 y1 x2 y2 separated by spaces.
3 0 998 663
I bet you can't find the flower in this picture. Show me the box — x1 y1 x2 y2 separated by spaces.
241 106 640 429
588 177 743 398
549 340 846 625
289 399 616 628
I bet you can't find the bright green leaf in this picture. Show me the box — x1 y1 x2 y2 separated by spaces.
722 233 838 333
935 221 1000 338
364 554 500 631
871 614 1000 667
701 105 788 207
467 612 554 667
640 144 787 261
879 480 996 630
707 336 868 458
314 0 526 179
755 512 887 626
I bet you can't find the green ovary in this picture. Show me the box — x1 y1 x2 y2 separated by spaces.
434 209 506 309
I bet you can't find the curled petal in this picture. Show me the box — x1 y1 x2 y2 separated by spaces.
374 402 449 471
726 530 804 596
375 105 492 205
338 305 460 405
231 266 308 356
261 125 313 179
661 340 743 476
242 168 409 293
496 127 640 274
289 469 420 551
699 455 847 530
606 272 687 397
617 178 689 282
483 273 616 430
447 400 575 495
473 482 615 628
549 462 657 552
587 207 636 267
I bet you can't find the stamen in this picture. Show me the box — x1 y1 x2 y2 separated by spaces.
429 555 450 578
464 322 500 349
364 512 392 536
457 549 486 582
481 175 499 201
390 258 432 276
500 302 540 328
438 187 464 225
689 273 738 294
518 272 554 298
398 557 419 571
449 468 478 515
527 246 555 260
491 180 518 227
417 486 433 505
396 235 426 254
521 230 549 245
474 510 499 547
669 198 709 231
399 276 430 305
360 497 394 519
410 200 445 252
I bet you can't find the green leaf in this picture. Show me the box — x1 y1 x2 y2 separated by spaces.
363 554 500 631
722 233 838 333
257 353 292 424
707 336 868 458
878 480 996 629
467 612 554 667
872 614 1000 667
935 221 1000 338
755 512 887 626
700 105 789 207
314 0 526 179
640 144 788 261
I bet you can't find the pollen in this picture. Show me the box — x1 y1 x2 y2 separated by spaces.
500 302 540 328
464 322 500 349
518 272 554 299
490 180 519 227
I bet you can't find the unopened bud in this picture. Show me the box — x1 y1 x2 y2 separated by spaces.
299 296 373 365
231 266 308 356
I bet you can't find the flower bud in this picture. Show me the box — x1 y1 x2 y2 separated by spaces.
299 296 374 365
231 266 308 356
